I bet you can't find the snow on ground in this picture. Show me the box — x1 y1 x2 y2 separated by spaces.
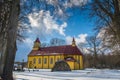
14 68 120 80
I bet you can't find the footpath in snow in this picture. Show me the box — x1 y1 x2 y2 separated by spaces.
14 68 120 80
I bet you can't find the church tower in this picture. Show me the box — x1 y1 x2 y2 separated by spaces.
33 38 41 50
72 37 76 47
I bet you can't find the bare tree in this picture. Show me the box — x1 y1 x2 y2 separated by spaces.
50 38 65 46
86 34 101 68
87 0 120 48
41 42 49 47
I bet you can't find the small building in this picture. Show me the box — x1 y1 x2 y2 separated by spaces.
27 38 84 70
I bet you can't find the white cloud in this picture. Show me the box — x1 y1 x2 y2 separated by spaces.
70 0 88 6
46 0 58 6
28 10 44 28
58 7 64 16
28 10 67 37
46 0 88 17
23 38 34 49
47 0 88 7
63 0 88 8
59 22 67 36
66 36 73 45
77 34 88 43
66 34 88 45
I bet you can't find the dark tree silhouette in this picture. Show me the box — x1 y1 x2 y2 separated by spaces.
0 0 20 80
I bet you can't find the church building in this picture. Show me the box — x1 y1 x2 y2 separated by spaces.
28 38 84 70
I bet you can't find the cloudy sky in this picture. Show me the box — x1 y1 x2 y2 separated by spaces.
15 0 95 62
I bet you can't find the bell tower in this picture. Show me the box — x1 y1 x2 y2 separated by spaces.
72 37 76 47
33 38 41 50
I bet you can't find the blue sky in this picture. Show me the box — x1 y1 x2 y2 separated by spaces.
66 10 94 36
15 0 95 62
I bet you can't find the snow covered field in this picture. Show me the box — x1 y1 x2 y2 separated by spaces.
14 68 120 80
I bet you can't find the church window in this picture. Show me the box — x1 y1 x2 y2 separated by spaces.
50 58 53 64
38 58 41 64
44 58 47 64
33 58 36 64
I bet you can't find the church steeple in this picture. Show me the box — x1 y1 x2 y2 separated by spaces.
72 37 76 47
33 38 41 50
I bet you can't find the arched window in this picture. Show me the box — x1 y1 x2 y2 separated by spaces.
38 58 41 64
33 58 36 64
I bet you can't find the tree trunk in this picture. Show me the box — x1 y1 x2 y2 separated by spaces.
0 2 8 76
0 0 20 80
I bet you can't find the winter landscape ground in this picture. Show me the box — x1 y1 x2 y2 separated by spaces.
14 68 120 80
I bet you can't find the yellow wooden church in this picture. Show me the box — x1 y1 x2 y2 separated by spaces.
28 38 84 70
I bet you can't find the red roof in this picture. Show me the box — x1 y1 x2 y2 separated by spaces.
28 45 83 56
35 38 40 43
